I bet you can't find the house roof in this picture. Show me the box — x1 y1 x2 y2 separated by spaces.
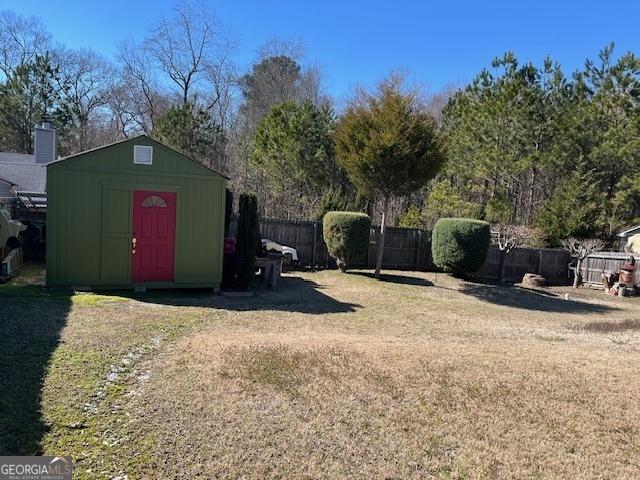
0 161 47 193
617 225 640 238
0 152 36 164
49 135 230 180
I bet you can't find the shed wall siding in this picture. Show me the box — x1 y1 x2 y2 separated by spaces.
46 137 225 288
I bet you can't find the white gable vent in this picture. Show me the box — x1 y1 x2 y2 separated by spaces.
133 145 153 165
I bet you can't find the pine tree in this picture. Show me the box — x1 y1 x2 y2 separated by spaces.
535 162 604 245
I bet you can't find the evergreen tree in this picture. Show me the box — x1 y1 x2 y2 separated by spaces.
152 102 224 166
442 52 571 224
534 163 604 245
0 52 65 152
315 185 369 221
422 178 482 227
335 75 445 277
252 101 338 202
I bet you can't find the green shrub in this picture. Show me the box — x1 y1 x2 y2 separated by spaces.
323 211 371 272
431 218 490 276
236 194 259 289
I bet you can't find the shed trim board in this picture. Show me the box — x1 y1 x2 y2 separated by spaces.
47 136 226 289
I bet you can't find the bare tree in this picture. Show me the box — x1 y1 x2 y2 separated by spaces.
114 0 235 151
492 224 541 283
562 237 606 288
55 48 115 152
103 82 139 140
426 84 459 125
0 10 51 78
144 0 233 105
117 39 169 133
492 224 538 253
205 54 236 131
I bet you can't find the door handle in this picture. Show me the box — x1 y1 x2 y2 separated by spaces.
132 234 137 254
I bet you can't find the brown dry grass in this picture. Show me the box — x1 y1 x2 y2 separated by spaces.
4 267 640 478
573 318 640 333
119 270 640 479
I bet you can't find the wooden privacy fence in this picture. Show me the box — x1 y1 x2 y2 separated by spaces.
362 226 431 270
580 251 640 285
477 246 570 284
232 217 571 283
231 217 432 270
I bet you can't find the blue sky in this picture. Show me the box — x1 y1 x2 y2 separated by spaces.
4 0 640 100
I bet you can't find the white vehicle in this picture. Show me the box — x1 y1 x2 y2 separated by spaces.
262 239 299 267
0 204 26 280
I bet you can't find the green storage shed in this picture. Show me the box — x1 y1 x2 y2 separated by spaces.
46 135 227 290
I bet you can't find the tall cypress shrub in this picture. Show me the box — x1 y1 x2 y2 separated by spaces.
221 188 235 289
224 188 233 236
323 211 371 272
236 194 259 289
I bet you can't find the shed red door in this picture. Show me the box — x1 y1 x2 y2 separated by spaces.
132 191 176 282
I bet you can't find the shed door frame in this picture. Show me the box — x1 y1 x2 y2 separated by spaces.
131 190 177 283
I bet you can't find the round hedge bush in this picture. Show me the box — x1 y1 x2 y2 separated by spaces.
431 218 490 276
323 211 371 271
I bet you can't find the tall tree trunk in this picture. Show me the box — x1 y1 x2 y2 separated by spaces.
573 258 582 288
375 197 388 278
527 165 537 224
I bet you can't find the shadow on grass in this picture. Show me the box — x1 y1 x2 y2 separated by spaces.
0 284 72 455
347 271 434 287
121 276 361 314
459 283 618 314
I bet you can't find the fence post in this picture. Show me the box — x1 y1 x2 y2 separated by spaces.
312 222 318 269
415 230 422 271
538 250 543 275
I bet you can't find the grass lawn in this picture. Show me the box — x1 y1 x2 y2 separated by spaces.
2 266 640 478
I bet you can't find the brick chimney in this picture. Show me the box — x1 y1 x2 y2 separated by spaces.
34 122 58 164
